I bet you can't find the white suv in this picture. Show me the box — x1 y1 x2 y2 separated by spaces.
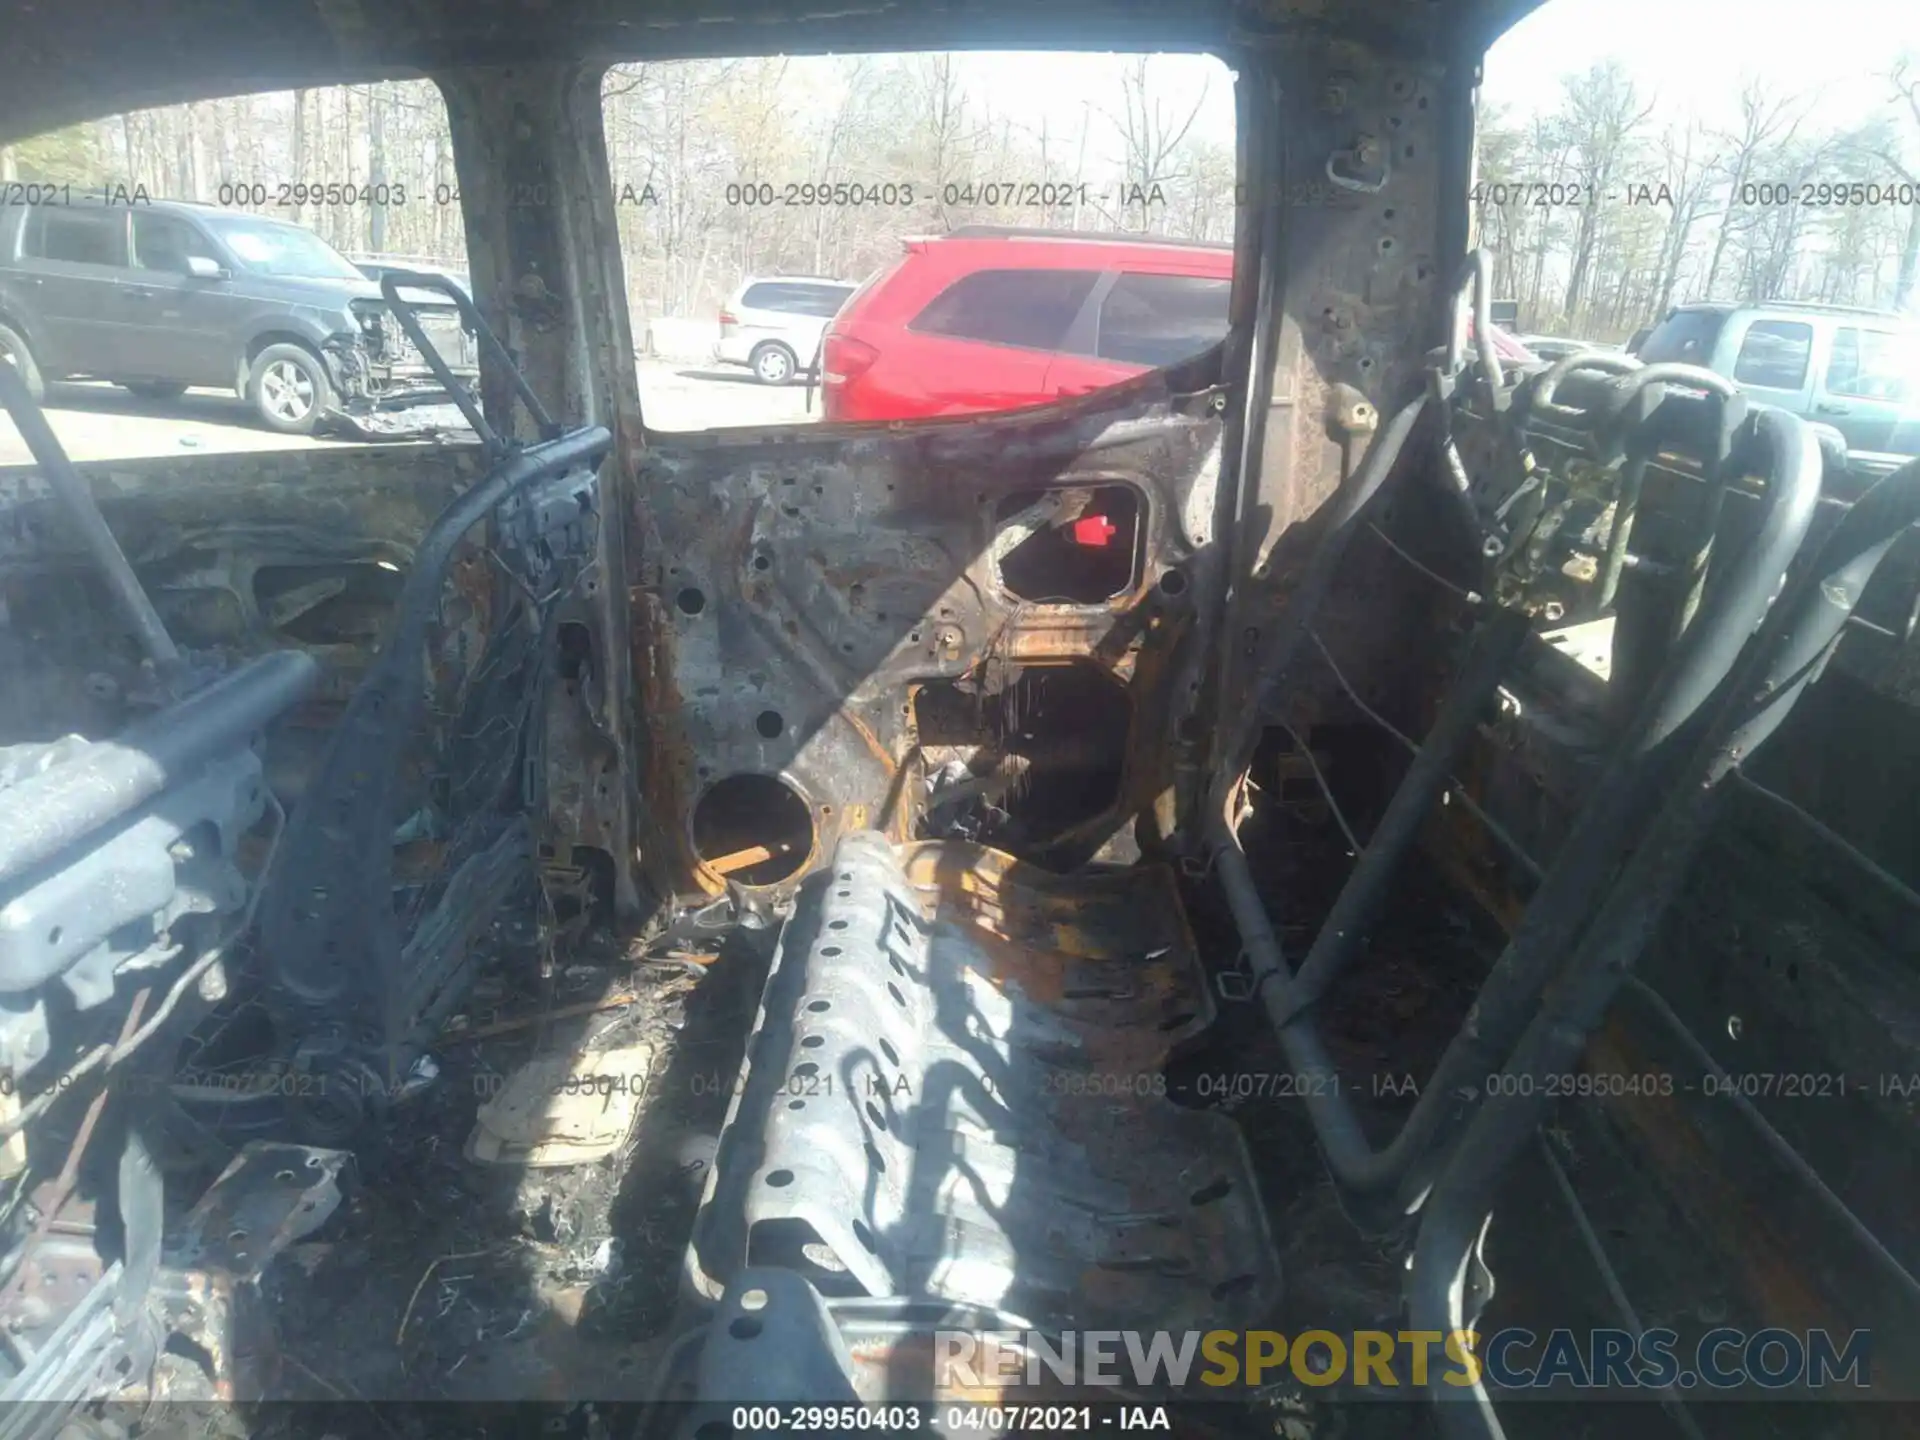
715 276 857 384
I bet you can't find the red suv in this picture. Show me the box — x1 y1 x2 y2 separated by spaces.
821 226 1234 422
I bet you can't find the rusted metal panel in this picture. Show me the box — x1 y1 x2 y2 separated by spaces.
627 402 1227 910
441 63 649 917
1201 44 1462 767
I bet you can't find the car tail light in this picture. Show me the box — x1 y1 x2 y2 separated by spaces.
1070 515 1117 547
822 333 879 385
718 308 737 329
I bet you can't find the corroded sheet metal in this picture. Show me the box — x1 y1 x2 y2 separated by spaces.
630 403 1227 902
687 831 1280 1334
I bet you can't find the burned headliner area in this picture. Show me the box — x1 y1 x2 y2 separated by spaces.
0 0 1541 146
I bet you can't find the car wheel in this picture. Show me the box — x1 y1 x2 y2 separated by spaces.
123 381 188 401
750 342 796 386
247 344 332 435
0 322 46 404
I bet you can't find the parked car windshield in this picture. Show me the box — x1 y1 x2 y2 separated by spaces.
202 215 365 280
740 280 853 317
1637 309 1727 367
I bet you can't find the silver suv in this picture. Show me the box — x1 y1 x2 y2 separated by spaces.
715 275 856 384
1632 301 1920 483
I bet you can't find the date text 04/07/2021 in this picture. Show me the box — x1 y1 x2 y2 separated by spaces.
728 1405 1172 1432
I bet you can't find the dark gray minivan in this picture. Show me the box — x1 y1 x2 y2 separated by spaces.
0 199 477 434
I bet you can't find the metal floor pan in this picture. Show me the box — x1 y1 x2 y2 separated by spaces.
684 831 1281 1338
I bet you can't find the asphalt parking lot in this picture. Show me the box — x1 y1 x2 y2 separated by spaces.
638 359 819 431
0 359 818 467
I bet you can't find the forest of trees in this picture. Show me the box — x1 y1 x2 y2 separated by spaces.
0 86 468 264
1477 58 1920 339
0 56 1235 332
3 49 1919 343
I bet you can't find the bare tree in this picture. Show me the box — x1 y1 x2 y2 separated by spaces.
904 54 982 232
1702 79 1806 299
1557 61 1655 322
1879 56 1920 308
1523 113 1575 323
18 57 1224 330
1652 119 1716 315
1103 56 1210 234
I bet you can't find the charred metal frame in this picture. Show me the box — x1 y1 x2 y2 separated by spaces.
0 361 180 680
7 0 1919 1432
375 268 562 456
1201 287 1920 1435
1411 455 1920 1437
1 2 1549 1422
8 7 1497 936
0 363 351 1427
254 405 611 1129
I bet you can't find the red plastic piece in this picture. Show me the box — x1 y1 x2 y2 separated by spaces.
1071 515 1117 547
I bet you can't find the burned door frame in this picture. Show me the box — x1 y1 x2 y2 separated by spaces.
435 65 652 920
420 33 1479 924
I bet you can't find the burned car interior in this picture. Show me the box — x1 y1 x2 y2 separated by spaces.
2 1 1919 1438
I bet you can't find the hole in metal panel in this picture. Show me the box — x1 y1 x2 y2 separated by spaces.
912 664 1131 851
1190 1177 1233 1205
692 774 813 885
995 485 1143 604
